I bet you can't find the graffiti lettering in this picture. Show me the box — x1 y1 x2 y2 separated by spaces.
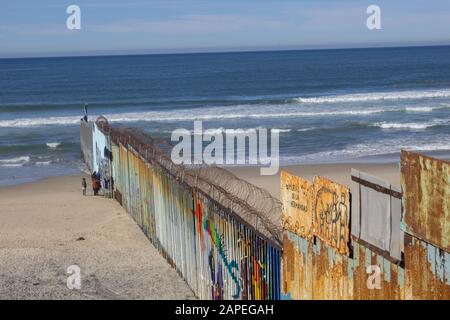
281 171 313 239
313 177 350 255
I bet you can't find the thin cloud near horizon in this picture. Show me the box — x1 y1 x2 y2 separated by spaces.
1 0 449 58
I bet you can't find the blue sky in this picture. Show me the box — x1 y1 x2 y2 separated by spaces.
1 0 450 57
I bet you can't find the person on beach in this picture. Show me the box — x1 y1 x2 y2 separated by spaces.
82 178 87 196
92 171 99 196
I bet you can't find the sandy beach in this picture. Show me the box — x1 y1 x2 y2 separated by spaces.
0 175 196 300
229 162 400 199
0 162 401 299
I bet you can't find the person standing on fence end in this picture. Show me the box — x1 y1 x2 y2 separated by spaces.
81 103 88 122
82 177 87 196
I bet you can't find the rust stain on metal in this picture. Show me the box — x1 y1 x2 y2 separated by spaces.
282 231 409 300
281 152 450 300
282 232 312 299
403 234 450 299
280 171 313 239
401 150 449 251
313 176 350 255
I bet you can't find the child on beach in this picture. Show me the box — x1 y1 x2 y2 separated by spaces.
82 178 87 196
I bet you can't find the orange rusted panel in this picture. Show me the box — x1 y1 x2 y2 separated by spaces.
280 230 450 300
313 176 350 255
404 234 450 299
280 171 313 239
282 232 313 299
401 150 450 251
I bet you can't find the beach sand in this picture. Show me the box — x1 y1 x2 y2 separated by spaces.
0 175 196 300
229 162 400 199
0 162 399 299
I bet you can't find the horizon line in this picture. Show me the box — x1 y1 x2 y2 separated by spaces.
1 42 450 60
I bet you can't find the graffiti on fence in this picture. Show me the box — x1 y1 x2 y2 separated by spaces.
313 176 350 255
280 171 313 239
281 153 450 300
204 217 241 299
85 118 282 300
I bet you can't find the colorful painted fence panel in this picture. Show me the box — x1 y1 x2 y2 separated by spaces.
280 171 313 239
313 176 350 255
92 121 113 197
401 150 449 251
98 128 282 300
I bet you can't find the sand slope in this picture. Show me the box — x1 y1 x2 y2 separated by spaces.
0 175 195 300
229 163 400 199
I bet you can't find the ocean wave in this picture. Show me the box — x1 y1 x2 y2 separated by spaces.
284 138 450 164
373 119 448 130
36 161 51 166
0 94 448 128
272 129 292 133
0 156 31 164
0 117 80 128
404 104 450 112
0 163 24 168
297 128 316 132
405 107 434 112
189 127 292 135
295 89 450 104
0 108 390 128
46 142 61 148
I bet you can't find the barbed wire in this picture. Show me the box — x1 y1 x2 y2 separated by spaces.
96 117 283 246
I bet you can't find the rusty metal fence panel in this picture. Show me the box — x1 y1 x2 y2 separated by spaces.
401 150 449 251
281 166 449 300
84 118 282 300
282 230 405 300
280 171 313 239
313 176 350 255
404 234 450 299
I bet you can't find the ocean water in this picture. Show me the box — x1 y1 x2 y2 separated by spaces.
1 46 450 186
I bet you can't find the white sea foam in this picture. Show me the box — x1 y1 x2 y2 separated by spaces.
0 156 30 164
373 119 448 130
283 137 450 164
271 128 292 133
0 108 390 128
191 127 292 135
36 161 51 166
295 89 450 104
0 163 24 168
46 142 61 148
405 107 434 112
0 88 448 128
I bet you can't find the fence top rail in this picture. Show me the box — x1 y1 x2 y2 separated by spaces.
351 175 402 199
96 117 283 247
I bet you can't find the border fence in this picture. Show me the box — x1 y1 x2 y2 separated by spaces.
281 152 449 299
80 117 282 300
80 117 449 300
